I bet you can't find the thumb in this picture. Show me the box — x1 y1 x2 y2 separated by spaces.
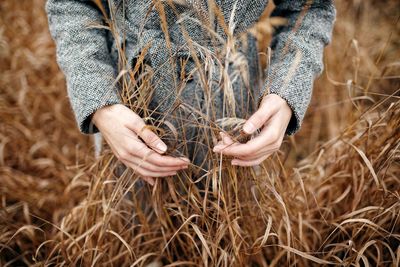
127 112 168 154
242 104 274 134
138 126 168 154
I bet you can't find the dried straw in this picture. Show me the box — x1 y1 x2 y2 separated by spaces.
0 0 399 266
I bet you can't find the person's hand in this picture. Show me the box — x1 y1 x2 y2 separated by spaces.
212 93 293 166
92 104 190 186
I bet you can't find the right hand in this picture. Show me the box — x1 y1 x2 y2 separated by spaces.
92 104 190 186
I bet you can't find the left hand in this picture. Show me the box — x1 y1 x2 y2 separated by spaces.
212 93 293 166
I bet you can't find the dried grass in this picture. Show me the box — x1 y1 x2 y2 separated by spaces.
0 0 399 266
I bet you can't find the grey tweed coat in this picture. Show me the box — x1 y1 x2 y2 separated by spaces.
45 0 336 135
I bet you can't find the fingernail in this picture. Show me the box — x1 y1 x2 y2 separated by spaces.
243 122 256 134
232 160 238 165
156 142 167 152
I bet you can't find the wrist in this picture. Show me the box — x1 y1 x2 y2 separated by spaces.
261 93 291 112
271 93 298 136
92 103 121 127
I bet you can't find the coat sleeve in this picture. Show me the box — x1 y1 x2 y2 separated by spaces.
258 0 336 136
45 0 122 134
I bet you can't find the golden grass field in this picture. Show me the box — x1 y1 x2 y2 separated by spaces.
0 0 399 266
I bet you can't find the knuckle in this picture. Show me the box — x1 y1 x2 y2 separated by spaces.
134 145 150 158
118 151 129 161
130 120 144 134
126 141 140 155
269 129 280 141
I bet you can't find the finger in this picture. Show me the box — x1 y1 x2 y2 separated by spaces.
141 176 155 186
220 132 234 145
126 140 190 167
123 160 178 178
125 113 168 154
231 153 272 167
212 133 234 153
213 124 279 157
139 127 168 154
213 139 237 153
213 132 238 152
233 145 279 161
127 155 188 172
146 152 191 167
242 96 280 134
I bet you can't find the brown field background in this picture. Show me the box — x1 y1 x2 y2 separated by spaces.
0 0 399 266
